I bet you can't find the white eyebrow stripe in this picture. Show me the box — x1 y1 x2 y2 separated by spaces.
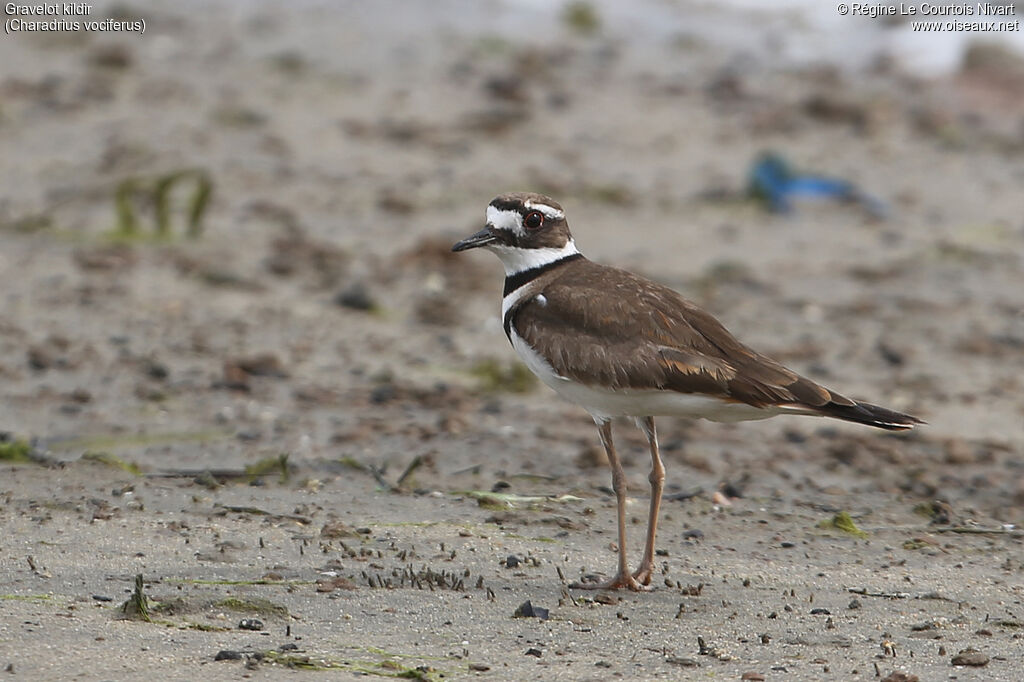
486 205 524 236
523 200 564 220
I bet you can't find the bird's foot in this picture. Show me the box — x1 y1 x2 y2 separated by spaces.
632 563 654 586
570 571 650 592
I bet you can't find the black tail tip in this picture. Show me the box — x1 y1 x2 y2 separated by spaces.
822 400 924 431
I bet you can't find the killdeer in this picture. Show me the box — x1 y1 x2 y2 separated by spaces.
452 192 922 591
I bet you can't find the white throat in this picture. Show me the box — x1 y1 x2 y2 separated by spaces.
488 240 580 276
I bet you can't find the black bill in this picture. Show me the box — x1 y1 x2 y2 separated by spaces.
451 227 497 252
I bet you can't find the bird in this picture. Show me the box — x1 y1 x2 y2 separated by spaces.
452 192 922 591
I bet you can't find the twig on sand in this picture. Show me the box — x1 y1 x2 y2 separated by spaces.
665 487 704 502
368 464 398 492
396 455 425 488
214 504 311 524
931 526 1023 537
847 587 909 599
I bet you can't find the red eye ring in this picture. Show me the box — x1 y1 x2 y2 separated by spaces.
523 211 544 230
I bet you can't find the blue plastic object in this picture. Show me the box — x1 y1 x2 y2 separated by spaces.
748 152 887 218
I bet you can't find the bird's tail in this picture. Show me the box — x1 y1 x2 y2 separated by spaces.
814 399 923 431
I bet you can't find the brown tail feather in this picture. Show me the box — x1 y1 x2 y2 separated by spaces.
816 400 923 431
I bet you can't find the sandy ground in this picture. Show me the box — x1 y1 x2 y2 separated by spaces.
2 1 1024 680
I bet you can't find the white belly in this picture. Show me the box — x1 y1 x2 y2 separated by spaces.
509 329 780 422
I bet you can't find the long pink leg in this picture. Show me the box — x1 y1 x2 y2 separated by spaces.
632 417 664 585
571 420 647 592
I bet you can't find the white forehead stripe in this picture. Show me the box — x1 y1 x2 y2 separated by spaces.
486 205 524 235
523 200 564 220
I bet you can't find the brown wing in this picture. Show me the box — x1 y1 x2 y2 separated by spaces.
510 260 847 411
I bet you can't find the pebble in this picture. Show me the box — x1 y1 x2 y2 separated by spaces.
880 672 919 682
370 384 397 404
525 648 542 657
950 648 989 666
321 521 359 539
144 358 169 380
232 353 288 378
214 650 244 661
335 283 376 311
513 600 549 620
238 618 264 631
27 345 56 370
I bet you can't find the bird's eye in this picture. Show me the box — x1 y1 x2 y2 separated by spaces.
523 211 544 230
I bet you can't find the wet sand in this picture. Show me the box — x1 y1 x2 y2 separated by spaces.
1 1 1023 680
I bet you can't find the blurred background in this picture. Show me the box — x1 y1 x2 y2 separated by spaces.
2 0 1023 515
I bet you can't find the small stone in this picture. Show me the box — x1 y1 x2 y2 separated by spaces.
315 576 356 593
513 600 549 620
666 656 699 667
525 648 542 657
215 650 244 661
575 444 607 469
682 529 704 540
810 608 831 615
848 598 861 609
27 345 56 370
595 661 612 668
469 663 490 671
370 384 397 404
950 648 989 666
68 388 92 403
321 521 358 538
144 358 169 380
89 44 133 69
741 673 766 681
238 618 263 631
504 555 520 569
880 672 919 682
233 353 288 378
783 429 806 443
220 362 251 391
335 283 376 311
